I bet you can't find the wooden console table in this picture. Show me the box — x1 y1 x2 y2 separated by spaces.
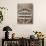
2 38 44 46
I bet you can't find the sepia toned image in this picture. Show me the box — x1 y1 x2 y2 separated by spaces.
17 3 33 24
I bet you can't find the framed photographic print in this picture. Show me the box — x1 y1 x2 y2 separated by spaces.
17 3 33 24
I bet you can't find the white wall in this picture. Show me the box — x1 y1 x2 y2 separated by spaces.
0 0 46 46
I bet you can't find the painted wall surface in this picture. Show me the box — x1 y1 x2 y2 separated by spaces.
0 0 46 46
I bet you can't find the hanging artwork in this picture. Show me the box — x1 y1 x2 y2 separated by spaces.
0 7 8 23
0 11 3 23
17 3 33 24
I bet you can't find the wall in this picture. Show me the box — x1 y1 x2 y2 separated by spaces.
0 0 46 46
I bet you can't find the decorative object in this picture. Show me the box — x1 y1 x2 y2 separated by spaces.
33 31 44 39
0 7 8 23
30 35 35 39
12 33 15 39
17 3 33 24
3 26 12 39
